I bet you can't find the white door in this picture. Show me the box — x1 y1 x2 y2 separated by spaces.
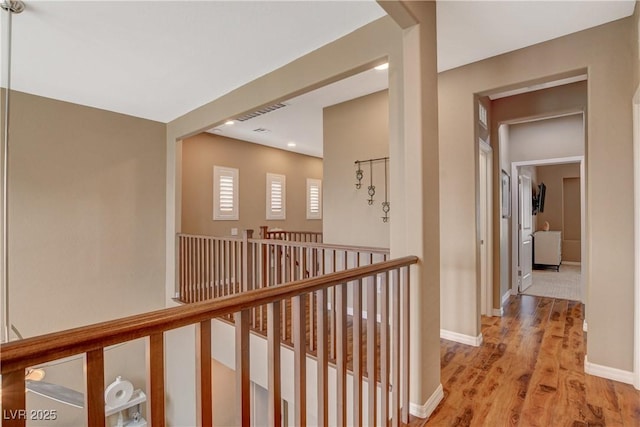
479 144 493 315
519 174 533 292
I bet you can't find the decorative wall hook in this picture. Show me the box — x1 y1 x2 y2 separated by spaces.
353 156 390 222
367 161 375 205
382 202 390 222
382 158 390 222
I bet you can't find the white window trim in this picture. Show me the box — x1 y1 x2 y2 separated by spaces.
213 166 239 221
479 102 488 129
266 173 286 220
306 178 322 220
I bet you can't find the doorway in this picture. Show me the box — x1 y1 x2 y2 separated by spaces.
510 157 586 302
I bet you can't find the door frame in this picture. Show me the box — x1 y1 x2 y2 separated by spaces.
479 140 493 316
632 85 640 390
510 155 586 301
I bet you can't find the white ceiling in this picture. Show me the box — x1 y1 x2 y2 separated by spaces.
214 66 388 158
2 1 636 157
436 1 635 72
2 1 386 123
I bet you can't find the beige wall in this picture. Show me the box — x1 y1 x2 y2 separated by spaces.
536 163 582 262
440 17 635 372
509 114 584 161
323 90 389 247
8 91 166 334
5 91 166 425
181 133 322 237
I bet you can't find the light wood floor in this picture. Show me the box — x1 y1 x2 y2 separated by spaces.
410 294 640 427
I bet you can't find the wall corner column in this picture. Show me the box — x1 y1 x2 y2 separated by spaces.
381 0 442 417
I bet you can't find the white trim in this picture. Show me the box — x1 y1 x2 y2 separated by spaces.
306 178 322 220
492 308 504 317
584 356 635 385
633 85 640 390
479 141 493 317
440 330 483 347
561 261 581 266
583 320 588 333
266 173 286 220
409 383 444 419
213 166 239 221
502 290 511 305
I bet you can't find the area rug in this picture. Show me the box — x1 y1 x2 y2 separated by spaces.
522 264 582 301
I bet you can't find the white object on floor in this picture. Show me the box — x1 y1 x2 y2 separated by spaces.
105 376 134 408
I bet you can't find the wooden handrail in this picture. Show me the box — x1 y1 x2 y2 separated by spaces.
259 226 323 243
175 232 381 254
248 237 389 255
0 256 417 374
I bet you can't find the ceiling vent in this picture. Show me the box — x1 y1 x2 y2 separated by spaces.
236 103 287 122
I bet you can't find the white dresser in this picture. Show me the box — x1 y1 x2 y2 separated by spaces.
533 231 562 271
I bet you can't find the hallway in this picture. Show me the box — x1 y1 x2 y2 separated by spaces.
410 295 640 426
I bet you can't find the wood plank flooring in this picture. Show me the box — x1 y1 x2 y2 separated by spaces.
410 295 640 427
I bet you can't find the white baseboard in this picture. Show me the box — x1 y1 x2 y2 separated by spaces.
584 355 634 385
583 320 588 332
502 290 511 305
562 261 581 266
410 383 444 419
440 329 483 347
492 308 504 317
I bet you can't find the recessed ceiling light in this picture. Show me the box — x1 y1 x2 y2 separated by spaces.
287 142 296 147
225 120 235 125
374 63 389 71
211 128 223 133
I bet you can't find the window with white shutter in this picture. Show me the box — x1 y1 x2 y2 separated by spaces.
266 173 286 220
306 178 322 220
213 166 239 220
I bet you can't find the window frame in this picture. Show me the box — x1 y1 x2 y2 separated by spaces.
306 178 322 220
266 173 286 220
213 165 239 221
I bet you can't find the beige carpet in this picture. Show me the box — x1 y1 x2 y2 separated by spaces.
522 264 582 301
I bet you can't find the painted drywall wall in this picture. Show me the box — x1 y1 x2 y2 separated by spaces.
5 91 166 425
212 358 237 427
181 133 322 237
323 90 389 248
7 91 166 333
536 163 581 262
509 114 584 162
440 16 635 372
492 82 587 309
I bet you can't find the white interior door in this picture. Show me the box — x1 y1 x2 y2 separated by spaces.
519 173 533 292
479 144 493 315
